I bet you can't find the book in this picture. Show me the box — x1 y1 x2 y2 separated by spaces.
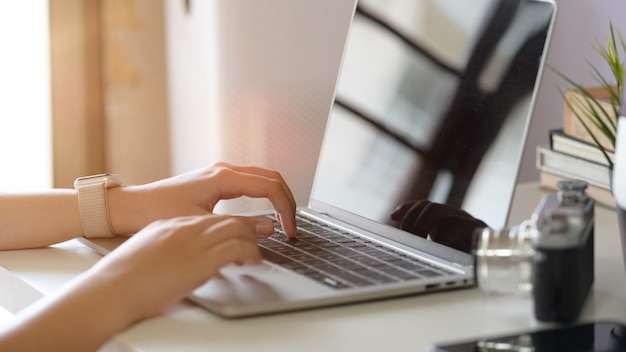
539 171 615 209
563 87 617 152
536 145 610 189
549 129 615 167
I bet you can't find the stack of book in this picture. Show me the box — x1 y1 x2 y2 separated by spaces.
536 88 617 208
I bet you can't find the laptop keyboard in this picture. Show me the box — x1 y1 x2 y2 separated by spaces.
257 215 454 289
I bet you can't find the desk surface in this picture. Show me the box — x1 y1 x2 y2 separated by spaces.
1 183 625 351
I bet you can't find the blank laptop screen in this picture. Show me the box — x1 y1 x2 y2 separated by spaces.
312 0 554 236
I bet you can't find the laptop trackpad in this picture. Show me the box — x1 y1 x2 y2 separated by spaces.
189 263 332 308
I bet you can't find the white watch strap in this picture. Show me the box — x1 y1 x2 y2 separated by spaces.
77 182 115 238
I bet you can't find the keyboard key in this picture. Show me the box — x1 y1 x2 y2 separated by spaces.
259 247 291 264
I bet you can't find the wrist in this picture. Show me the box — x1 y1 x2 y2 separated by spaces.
108 184 176 235
73 174 161 237
107 186 146 235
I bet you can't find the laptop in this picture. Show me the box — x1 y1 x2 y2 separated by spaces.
80 0 556 317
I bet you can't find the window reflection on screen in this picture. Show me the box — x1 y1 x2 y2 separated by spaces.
312 0 554 231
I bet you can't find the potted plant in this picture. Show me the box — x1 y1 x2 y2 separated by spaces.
551 23 624 169
553 23 626 271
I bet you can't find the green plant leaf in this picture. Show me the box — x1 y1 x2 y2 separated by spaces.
550 22 624 170
558 88 614 168
552 70 617 139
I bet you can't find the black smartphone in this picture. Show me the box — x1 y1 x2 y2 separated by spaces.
429 321 626 352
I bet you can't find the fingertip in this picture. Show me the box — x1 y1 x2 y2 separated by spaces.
275 209 297 238
285 221 298 238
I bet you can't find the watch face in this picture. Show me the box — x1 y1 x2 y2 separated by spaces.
74 174 123 188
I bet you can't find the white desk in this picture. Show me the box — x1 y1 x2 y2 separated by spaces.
1 183 625 351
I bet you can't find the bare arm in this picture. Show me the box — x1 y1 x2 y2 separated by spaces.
0 190 82 249
0 163 297 349
0 214 274 351
0 162 297 250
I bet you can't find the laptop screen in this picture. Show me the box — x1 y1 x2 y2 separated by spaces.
311 0 554 241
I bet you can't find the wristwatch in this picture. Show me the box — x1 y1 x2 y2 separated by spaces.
74 174 123 238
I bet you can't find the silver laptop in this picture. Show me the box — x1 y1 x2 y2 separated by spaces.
80 0 556 317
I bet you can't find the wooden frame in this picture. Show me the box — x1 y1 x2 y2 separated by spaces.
50 0 105 188
49 0 170 188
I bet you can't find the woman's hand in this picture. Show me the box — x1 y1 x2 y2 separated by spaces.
92 214 275 321
0 214 275 351
110 162 297 238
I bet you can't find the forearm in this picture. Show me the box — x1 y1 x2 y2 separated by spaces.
0 185 169 250
0 190 82 250
0 163 298 250
0 269 137 351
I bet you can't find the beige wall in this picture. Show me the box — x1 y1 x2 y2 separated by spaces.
164 0 356 212
101 0 170 185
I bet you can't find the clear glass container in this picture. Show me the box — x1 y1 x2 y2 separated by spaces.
473 221 535 295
